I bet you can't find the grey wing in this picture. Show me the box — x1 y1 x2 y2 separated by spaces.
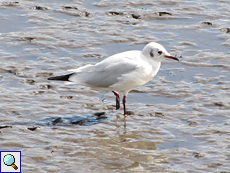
69 59 139 88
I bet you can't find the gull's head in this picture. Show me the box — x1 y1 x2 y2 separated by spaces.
142 42 179 62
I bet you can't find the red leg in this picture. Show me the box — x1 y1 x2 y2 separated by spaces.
123 95 127 115
112 91 120 110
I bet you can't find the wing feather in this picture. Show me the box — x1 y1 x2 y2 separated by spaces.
68 51 142 89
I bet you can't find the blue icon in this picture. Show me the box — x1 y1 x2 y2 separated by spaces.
3 154 18 170
1 151 21 172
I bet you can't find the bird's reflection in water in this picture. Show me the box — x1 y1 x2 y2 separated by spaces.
115 114 127 136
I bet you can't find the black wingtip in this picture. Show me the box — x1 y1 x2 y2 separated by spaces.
48 73 74 81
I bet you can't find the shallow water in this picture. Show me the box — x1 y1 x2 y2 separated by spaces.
1 0 230 172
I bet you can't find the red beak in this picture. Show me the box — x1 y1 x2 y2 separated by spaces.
164 55 179 61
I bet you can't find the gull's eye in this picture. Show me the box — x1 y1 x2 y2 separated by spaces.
158 50 162 55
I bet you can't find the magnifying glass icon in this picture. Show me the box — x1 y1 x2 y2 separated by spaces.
3 154 18 170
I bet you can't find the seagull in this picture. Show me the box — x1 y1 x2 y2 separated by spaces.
48 42 179 115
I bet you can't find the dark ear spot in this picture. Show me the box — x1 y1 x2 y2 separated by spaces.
150 50 154 57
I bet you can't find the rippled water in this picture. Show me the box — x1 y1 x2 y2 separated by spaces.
1 0 230 172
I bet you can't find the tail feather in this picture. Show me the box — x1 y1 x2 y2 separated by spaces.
48 73 74 81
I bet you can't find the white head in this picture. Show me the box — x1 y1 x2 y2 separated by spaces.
142 42 179 62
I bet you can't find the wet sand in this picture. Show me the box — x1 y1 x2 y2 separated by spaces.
1 0 230 172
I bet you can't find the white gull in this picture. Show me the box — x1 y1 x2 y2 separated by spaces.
48 42 179 115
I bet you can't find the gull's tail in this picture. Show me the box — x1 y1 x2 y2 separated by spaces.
48 73 74 81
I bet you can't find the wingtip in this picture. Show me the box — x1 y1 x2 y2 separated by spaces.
47 73 74 81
